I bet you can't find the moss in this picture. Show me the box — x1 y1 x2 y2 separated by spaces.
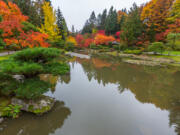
33 106 51 115
28 105 34 111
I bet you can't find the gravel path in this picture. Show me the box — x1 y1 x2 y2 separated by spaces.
0 51 16 57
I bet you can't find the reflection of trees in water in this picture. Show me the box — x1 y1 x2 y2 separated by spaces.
40 74 71 93
0 101 71 135
76 56 180 135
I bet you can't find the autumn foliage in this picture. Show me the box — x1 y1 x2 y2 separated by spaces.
0 0 49 49
94 34 115 45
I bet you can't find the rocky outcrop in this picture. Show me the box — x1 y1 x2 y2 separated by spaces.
11 96 55 115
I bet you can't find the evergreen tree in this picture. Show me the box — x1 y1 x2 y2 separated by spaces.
11 0 43 26
105 6 118 35
89 11 97 26
121 3 145 46
82 11 97 34
100 9 107 30
82 20 92 34
56 7 68 40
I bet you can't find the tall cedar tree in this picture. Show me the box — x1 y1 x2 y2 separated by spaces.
105 6 118 35
56 7 68 40
82 11 97 34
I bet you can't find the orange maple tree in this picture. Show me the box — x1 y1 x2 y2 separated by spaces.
94 34 115 45
0 0 49 49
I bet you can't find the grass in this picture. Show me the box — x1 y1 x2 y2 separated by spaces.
0 55 10 61
153 55 180 62
162 51 180 56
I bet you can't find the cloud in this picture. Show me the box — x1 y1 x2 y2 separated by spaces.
52 0 150 31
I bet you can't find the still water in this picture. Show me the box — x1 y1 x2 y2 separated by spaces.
1 54 180 135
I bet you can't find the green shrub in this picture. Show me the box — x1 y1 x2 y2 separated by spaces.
148 42 165 54
0 48 70 99
2 104 22 118
12 47 61 63
124 49 142 55
0 48 69 78
51 39 65 48
0 73 18 96
15 78 51 99
65 42 75 51
89 44 98 49
22 21 39 32
166 33 180 51
0 61 43 78
44 62 70 75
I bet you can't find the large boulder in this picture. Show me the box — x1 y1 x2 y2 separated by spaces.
11 96 55 115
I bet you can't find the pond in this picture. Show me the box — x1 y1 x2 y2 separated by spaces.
0 54 180 135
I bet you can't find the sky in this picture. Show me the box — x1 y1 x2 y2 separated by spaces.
52 0 150 31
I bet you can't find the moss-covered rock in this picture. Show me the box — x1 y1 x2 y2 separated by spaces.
11 96 55 115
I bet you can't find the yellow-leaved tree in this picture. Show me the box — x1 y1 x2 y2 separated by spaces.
167 0 180 22
40 1 61 41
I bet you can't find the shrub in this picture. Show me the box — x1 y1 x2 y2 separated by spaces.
15 78 51 99
0 61 43 78
11 48 61 63
124 49 142 55
65 42 75 51
94 34 115 45
22 21 39 32
166 33 180 51
44 62 70 75
0 73 18 96
51 39 65 48
148 42 165 54
0 48 69 78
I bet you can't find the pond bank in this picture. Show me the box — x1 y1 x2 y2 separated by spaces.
73 50 180 67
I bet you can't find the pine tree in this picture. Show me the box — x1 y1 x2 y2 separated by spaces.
100 9 107 30
105 6 118 35
56 7 68 40
121 3 145 46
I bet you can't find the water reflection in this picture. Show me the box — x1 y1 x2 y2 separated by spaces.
0 101 71 135
1 54 180 135
74 55 180 135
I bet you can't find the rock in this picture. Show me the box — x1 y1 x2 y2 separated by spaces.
0 118 4 124
11 96 55 115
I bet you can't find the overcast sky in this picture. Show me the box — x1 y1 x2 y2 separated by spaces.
52 0 150 31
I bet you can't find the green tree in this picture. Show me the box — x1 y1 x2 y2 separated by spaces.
82 11 97 34
56 7 68 40
11 0 43 26
121 3 144 46
105 6 118 35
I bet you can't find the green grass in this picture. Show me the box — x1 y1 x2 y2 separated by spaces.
153 55 180 62
0 55 10 61
162 51 180 55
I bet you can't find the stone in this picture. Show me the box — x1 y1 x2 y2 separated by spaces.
0 118 4 124
11 96 55 115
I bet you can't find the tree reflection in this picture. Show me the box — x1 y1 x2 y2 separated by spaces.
0 101 71 135
76 55 180 135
